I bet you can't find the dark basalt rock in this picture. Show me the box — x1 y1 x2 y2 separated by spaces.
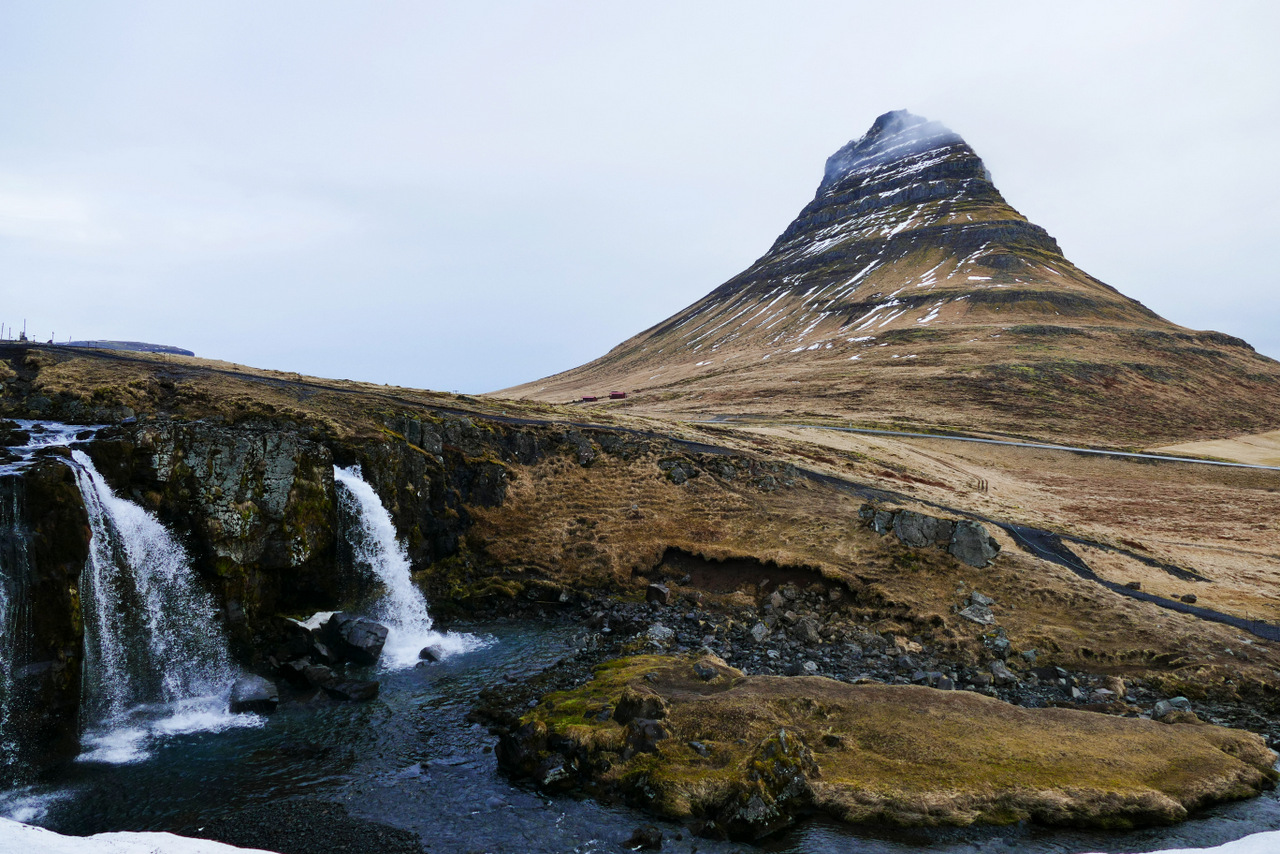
861 503 999 568
230 675 279 714
321 612 388 666
949 521 1001 568
0 458 91 782
324 679 380 703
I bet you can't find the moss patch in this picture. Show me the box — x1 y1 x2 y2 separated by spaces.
507 654 1277 837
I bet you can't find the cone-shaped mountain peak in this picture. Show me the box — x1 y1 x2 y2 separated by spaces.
499 112 1280 446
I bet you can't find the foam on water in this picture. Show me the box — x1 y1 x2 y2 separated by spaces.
0 785 71 824
334 465 488 670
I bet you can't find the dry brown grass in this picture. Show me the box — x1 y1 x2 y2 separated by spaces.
9 344 1280 699
528 655 1277 828
467 444 1280 693
1155 430 1280 467
3 345 621 439
683 424 1280 626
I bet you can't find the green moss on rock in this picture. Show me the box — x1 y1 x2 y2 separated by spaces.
500 654 1277 838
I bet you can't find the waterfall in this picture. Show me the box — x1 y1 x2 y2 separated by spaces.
67 449 255 763
334 465 483 669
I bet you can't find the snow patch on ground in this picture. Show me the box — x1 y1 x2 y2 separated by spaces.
1087 832 1280 854
0 818 280 853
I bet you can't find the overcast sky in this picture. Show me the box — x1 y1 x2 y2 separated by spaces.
2 2 1277 392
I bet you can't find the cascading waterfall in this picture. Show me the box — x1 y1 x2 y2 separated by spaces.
334 465 483 669
68 449 254 763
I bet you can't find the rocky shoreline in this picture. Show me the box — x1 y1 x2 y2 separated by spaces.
469 588 1280 840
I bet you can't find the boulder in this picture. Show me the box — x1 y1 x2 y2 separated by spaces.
623 825 664 850
1154 697 1194 722
692 660 719 681
230 675 279 714
959 603 995 625
794 617 822 646
321 612 388 666
989 660 1019 687
646 583 671 606
310 640 340 666
893 511 935 548
302 664 336 688
323 679 380 702
647 623 675 645
419 644 446 662
276 659 313 688
625 718 669 755
949 521 1001 567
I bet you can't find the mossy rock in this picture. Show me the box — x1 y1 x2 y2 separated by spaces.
503 654 1277 839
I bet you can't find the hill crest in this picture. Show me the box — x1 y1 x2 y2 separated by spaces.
498 111 1280 447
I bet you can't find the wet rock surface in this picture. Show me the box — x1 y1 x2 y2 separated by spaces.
229 675 278 714
320 612 389 666
0 457 91 780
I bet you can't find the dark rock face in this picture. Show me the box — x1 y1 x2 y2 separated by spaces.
321 613 388 666
230 675 279 714
323 680 380 703
88 422 344 658
949 521 1002 567
861 504 1000 567
0 459 91 781
646 583 671 606
715 109 1070 313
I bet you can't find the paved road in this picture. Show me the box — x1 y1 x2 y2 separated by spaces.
708 418 1280 472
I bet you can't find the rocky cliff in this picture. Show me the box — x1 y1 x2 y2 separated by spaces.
0 456 90 783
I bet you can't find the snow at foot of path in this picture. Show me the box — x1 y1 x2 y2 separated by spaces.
0 818 279 853
1086 831 1280 854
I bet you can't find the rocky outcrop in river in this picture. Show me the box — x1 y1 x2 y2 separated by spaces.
498 653 1277 838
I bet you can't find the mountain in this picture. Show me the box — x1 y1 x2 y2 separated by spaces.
499 111 1280 446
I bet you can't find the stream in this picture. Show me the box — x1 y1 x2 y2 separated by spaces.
0 619 1277 854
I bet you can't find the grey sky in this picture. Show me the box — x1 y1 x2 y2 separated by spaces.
2 2 1277 393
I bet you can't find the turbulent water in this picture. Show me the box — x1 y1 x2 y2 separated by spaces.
333 464 482 669
67 445 255 764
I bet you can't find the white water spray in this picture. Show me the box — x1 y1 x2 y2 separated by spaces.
69 450 256 763
334 465 484 669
